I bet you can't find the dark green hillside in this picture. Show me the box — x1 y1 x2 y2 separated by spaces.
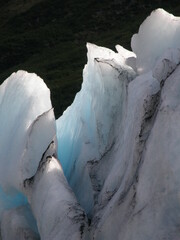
0 0 180 117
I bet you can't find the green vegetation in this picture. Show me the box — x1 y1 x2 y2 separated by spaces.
0 0 180 117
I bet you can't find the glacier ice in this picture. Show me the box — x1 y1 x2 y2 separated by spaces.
0 70 87 239
153 48 180 82
56 8 180 240
132 8 180 74
56 43 136 215
91 61 180 240
1 7 180 240
0 71 56 238
89 9 180 240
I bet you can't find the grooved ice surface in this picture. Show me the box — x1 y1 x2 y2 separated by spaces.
56 43 136 215
0 71 55 227
0 70 86 240
0 70 53 191
26 156 88 240
1 205 39 240
90 10 180 240
56 8 180 240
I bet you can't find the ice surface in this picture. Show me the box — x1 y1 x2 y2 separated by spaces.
115 44 137 71
56 43 136 215
22 108 56 181
90 70 161 239
90 10 180 240
56 9 180 239
97 72 160 206
153 48 180 82
1 206 39 240
92 62 180 240
132 9 180 74
0 70 86 239
25 153 88 240
0 71 56 238
0 70 53 191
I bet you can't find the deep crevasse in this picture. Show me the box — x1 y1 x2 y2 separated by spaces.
56 43 136 215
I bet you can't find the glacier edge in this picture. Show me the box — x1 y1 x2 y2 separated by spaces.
1 8 180 240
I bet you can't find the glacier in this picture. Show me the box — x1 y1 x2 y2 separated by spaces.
0 7 180 240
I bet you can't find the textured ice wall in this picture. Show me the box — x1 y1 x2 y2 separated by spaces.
25 154 88 240
90 9 180 240
1 205 39 240
92 56 180 240
0 71 56 238
56 43 136 215
0 70 54 191
0 70 87 240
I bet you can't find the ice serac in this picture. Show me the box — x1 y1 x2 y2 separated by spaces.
0 70 53 192
0 71 56 238
0 70 88 240
0 70 56 236
89 10 180 240
92 58 180 240
56 43 136 215
90 71 160 239
131 8 180 74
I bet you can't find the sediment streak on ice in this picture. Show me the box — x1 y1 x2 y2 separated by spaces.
0 70 87 240
56 43 136 215
0 70 52 191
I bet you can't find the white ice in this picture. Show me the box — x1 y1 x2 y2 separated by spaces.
56 8 180 240
0 70 53 192
91 10 180 240
0 70 87 240
25 154 88 240
132 8 180 74
0 71 56 238
56 43 136 215
1 7 180 240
